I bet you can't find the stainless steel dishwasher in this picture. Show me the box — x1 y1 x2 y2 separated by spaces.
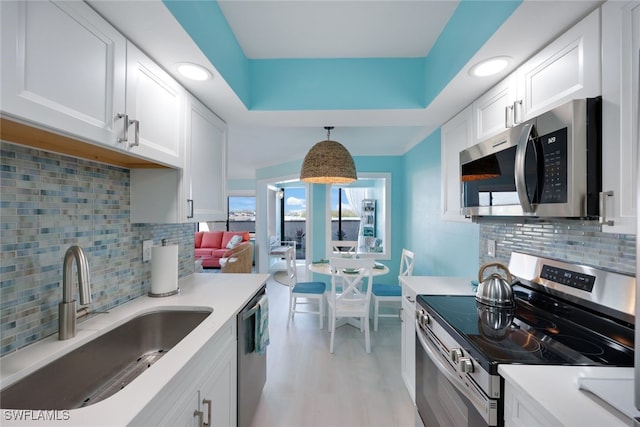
237 284 267 427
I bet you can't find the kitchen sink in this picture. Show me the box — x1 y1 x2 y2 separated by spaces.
0 309 211 410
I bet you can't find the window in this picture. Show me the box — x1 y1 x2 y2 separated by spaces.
281 186 306 259
330 187 360 241
198 196 255 232
228 196 256 232
327 173 391 259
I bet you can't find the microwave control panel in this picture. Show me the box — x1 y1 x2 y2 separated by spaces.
538 127 568 203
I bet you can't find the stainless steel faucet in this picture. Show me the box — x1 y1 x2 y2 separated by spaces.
59 245 92 340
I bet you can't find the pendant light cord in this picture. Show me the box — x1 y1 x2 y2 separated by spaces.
324 126 334 140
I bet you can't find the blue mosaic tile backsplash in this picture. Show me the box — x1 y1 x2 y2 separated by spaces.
479 219 636 276
1 142 195 356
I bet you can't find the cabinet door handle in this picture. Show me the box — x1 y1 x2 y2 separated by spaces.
116 113 128 143
405 295 415 303
599 191 614 226
187 199 194 219
399 307 403 322
203 398 212 426
128 119 140 147
194 410 204 427
504 105 513 128
513 100 523 124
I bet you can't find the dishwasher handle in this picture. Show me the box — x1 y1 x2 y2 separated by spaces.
242 302 260 320
241 287 267 320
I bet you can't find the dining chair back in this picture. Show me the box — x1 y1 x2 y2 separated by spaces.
287 248 326 329
331 240 357 257
327 257 375 353
372 248 415 331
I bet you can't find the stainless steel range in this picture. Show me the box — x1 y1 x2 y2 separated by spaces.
414 252 635 427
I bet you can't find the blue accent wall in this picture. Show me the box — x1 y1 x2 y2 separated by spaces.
402 130 479 276
249 58 425 110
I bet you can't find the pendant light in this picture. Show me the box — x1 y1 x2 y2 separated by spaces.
300 127 357 184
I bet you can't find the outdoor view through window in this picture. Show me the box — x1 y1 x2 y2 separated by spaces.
228 196 256 232
221 189 362 260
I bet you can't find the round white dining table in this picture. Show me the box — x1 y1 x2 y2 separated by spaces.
308 260 389 331
308 261 389 276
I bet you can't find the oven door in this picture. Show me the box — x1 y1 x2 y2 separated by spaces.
415 321 499 427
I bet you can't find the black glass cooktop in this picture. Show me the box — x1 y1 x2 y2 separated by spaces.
417 284 634 374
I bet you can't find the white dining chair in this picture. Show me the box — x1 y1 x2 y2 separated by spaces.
287 248 326 329
327 257 375 353
372 248 415 331
331 240 357 257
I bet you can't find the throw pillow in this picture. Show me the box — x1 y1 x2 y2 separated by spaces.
226 234 243 249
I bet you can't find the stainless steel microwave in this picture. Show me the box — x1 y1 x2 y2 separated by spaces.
460 97 602 218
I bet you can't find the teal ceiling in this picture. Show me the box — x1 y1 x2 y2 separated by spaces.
162 0 521 111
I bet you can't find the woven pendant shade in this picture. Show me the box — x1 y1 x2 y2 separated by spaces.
300 128 357 184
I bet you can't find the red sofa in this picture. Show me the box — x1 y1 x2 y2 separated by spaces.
194 231 250 268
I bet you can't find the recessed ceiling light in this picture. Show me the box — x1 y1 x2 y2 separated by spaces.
176 63 212 81
469 56 511 77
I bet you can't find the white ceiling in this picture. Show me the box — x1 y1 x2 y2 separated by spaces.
88 0 602 180
217 1 458 59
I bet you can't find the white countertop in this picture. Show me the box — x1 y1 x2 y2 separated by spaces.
500 365 635 426
1 273 269 426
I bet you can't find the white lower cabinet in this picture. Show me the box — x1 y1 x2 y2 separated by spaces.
503 381 560 427
600 0 640 234
131 320 237 427
400 281 417 403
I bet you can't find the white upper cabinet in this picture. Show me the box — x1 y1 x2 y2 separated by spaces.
600 0 640 235
1 1 184 168
516 8 601 121
184 95 228 222
123 42 185 168
441 105 473 222
472 74 517 142
0 0 126 147
130 96 227 224
472 8 601 143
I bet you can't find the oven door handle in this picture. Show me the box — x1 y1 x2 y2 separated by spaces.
415 321 492 421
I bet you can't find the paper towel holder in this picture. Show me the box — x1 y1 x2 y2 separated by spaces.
148 239 180 298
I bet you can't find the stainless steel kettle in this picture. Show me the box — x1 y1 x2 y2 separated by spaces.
475 262 515 308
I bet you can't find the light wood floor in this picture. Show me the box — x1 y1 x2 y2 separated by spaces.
250 271 415 427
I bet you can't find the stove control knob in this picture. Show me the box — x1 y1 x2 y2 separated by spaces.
416 310 430 326
450 348 463 363
458 357 474 373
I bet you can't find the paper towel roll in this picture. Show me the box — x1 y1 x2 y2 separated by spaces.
150 244 179 296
